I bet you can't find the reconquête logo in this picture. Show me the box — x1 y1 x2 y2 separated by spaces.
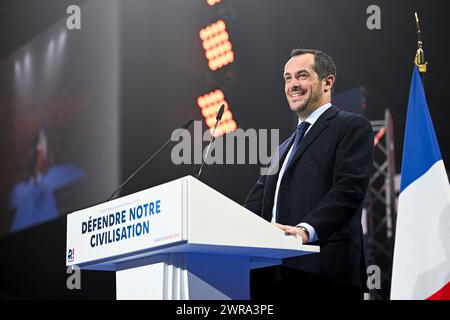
67 248 75 262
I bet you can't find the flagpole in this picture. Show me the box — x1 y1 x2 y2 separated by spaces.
414 12 427 84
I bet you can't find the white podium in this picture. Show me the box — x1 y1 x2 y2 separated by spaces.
66 176 319 300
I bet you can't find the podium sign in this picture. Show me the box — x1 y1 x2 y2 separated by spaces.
66 179 186 269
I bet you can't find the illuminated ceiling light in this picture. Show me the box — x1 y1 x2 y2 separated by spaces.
206 0 222 7
48 39 55 55
58 30 67 49
199 20 234 71
15 61 21 75
24 53 31 72
197 90 237 137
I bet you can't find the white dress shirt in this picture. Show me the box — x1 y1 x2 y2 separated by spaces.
271 102 333 242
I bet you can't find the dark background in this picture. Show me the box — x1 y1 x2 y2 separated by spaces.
0 0 448 299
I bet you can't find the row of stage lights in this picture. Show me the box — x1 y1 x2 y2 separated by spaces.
197 1 237 137
200 20 234 71
197 90 237 136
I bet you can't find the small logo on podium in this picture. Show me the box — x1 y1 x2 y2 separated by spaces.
67 248 75 262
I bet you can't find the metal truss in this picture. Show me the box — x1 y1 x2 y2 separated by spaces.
366 109 397 300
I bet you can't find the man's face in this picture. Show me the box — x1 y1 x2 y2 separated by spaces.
284 54 327 118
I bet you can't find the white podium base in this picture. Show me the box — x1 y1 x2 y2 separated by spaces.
116 253 250 300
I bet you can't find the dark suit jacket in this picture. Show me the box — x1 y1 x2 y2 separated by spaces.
244 105 374 289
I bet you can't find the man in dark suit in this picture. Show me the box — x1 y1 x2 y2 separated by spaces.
245 49 373 300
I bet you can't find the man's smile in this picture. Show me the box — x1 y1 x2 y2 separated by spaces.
289 89 307 101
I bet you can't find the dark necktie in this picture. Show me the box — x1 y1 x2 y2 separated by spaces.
275 121 310 222
285 121 311 167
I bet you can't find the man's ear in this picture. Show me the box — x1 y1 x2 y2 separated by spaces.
323 75 335 92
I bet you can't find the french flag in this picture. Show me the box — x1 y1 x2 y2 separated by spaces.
391 67 450 300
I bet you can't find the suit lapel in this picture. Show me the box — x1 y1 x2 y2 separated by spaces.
260 105 339 220
285 105 339 172
265 132 295 177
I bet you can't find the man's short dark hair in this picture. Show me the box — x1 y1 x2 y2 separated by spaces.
290 49 336 80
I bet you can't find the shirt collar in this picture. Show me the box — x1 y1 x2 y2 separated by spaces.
297 102 332 126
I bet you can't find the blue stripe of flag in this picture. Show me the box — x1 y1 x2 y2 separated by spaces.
400 67 443 192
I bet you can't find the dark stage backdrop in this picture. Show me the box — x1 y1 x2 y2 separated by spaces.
0 0 448 299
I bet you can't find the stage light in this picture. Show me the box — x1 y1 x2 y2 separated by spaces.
48 39 55 55
197 90 237 137
206 0 222 7
58 30 67 48
24 53 31 73
199 20 234 71
15 61 21 75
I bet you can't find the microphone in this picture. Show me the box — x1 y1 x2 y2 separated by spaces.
107 119 194 201
195 104 225 180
